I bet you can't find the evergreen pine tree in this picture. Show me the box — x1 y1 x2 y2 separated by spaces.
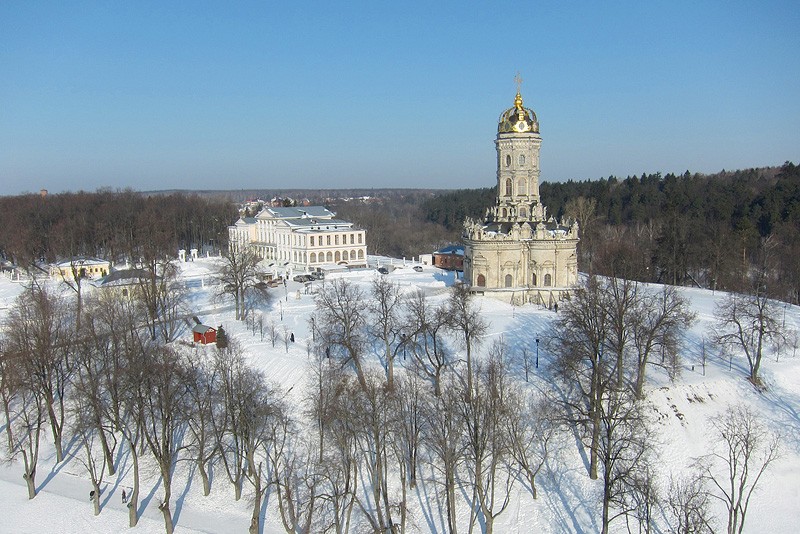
216 325 228 350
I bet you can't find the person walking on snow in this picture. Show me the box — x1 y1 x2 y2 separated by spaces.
122 489 127 504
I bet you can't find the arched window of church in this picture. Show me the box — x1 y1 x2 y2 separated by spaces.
505 178 512 196
532 273 537 286
518 178 526 195
476 274 486 287
358 249 364 259
343 250 349 261
519 154 525 166
505 155 511 167
310 252 316 263
520 207 527 218
335 251 341 263
502 208 507 218
327 251 333 262
505 274 513 287
544 273 552 286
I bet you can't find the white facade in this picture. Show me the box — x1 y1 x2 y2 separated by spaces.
228 206 367 273
463 89 580 306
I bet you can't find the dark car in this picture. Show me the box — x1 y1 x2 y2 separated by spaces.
413 265 423 272
377 267 389 274
293 274 313 282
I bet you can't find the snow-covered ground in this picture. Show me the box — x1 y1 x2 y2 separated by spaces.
1 258 799 533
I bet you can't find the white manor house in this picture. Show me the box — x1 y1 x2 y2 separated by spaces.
229 206 367 274
463 86 580 306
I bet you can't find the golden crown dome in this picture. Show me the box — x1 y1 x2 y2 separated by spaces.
498 90 539 134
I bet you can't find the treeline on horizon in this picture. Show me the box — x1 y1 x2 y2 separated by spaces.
1 163 798 303
0 190 236 268
422 162 800 303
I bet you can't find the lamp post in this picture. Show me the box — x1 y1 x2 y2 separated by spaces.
535 337 540 369
311 317 316 342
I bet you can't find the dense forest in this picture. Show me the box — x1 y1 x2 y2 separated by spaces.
0 190 236 269
419 163 800 304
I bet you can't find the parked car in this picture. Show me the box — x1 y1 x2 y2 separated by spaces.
312 271 325 280
413 265 423 272
377 267 389 274
293 274 314 283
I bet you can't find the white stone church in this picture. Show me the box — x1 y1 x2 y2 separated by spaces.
463 88 579 306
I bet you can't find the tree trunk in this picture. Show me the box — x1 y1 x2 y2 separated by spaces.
446 467 457 534
199 458 211 496
159 469 174 534
128 447 140 527
634 359 647 399
98 428 116 476
24 471 36 500
249 479 262 534
46 402 64 463
234 476 243 501
92 481 101 516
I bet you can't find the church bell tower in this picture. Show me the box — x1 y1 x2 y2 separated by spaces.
490 75 542 223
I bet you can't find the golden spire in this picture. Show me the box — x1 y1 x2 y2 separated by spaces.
514 72 524 110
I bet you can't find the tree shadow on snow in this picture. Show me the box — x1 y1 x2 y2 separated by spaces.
413 465 446 533
38 433 80 492
172 461 196 526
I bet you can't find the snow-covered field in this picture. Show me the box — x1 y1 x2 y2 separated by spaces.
1 257 799 533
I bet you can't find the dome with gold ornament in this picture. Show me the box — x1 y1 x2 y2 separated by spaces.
498 91 539 134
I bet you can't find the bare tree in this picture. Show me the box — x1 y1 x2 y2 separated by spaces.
595 385 653 534
604 277 638 389
138 344 191 534
215 245 265 321
712 289 784 385
405 290 451 396
7 383 45 499
666 474 715 534
268 423 320 534
342 371 398 533
698 405 780 534
315 279 369 390
505 393 556 500
422 371 463 534
446 283 488 398
185 355 221 496
134 257 186 342
214 343 252 501
550 275 609 480
242 381 285 534
631 285 694 398
71 395 108 516
458 352 516 534
4 284 74 463
267 319 279 348
368 276 405 388
0 339 20 454
390 372 427 533
515 345 535 383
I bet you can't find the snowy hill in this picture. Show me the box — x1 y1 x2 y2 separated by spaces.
0 258 798 533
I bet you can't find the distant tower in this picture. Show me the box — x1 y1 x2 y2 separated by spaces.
463 77 580 306
40 189 48 198
492 74 541 222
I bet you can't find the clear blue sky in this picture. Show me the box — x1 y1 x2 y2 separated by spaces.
2 1 799 194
